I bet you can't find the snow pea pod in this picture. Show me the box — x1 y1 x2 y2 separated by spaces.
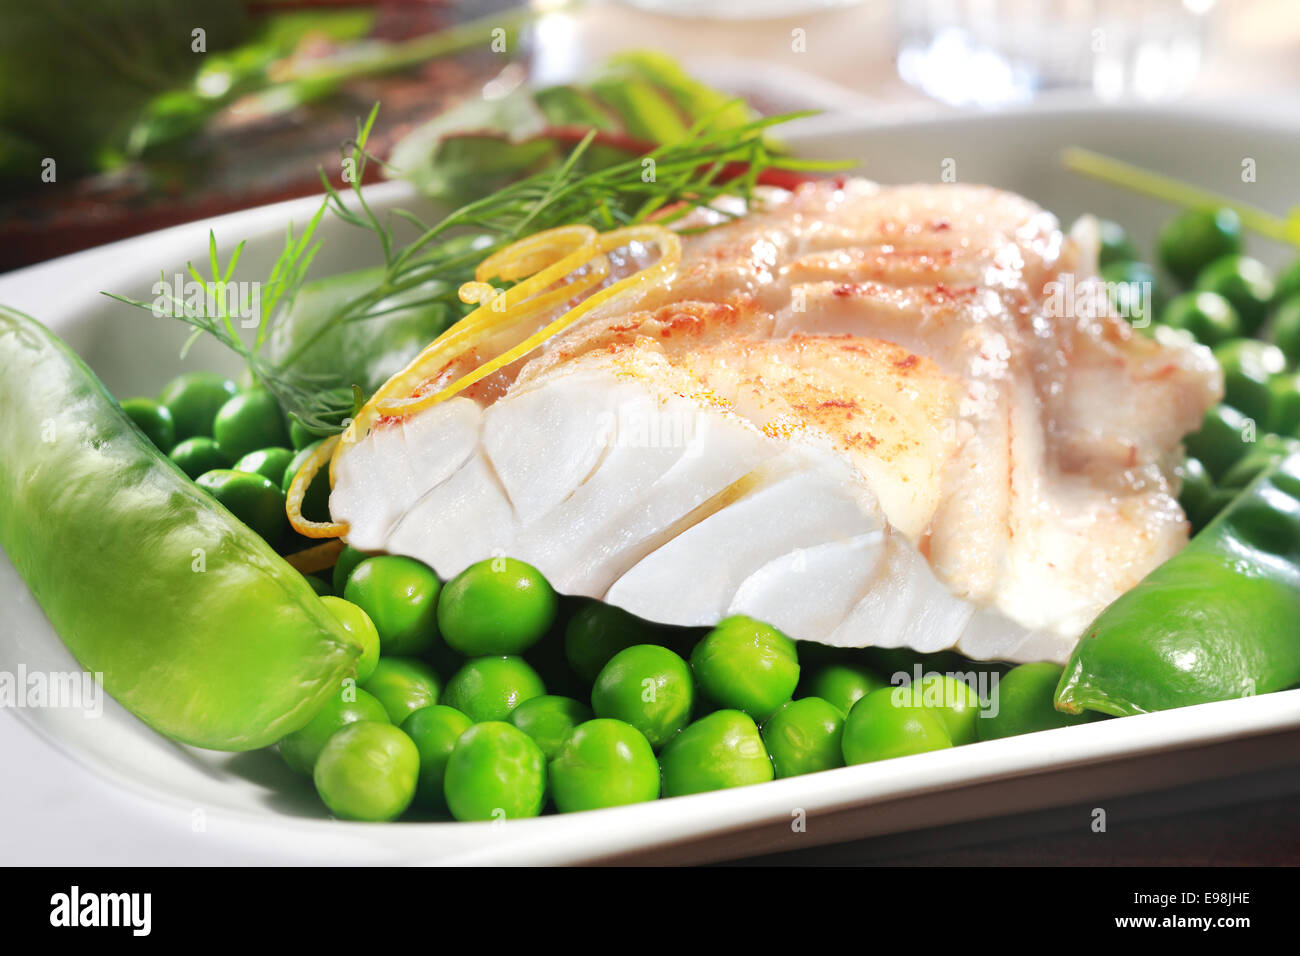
1057 452 1300 716
0 307 360 750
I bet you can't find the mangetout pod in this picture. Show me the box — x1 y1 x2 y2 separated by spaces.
0 307 359 750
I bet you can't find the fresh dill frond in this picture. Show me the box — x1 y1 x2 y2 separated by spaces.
109 105 847 434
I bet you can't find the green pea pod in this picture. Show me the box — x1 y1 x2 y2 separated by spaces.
0 307 359 750
1057 453 1300 716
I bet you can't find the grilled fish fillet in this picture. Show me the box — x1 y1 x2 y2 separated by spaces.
331 180 1221 663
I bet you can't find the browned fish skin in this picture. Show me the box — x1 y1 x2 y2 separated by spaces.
332 180 1221 663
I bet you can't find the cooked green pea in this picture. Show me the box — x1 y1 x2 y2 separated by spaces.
1177 456 1214 530
168 435 227 480
549 718 660 812
1160 291 1240 347
563 600 660 684
803 662 886 718
279 686 389 775
1272 296 1300 370
1212 338 1287 423
508 694 592 760
343 555 440 655
591 644 693 749
761 697 844 778
120 397 176 453
1274 261 1300 308
313 721 419 822
1095 219 1138 269
690 615 799 720
1270 373 1300 437
841 687 952 765
289 418 316 451
896 673 982 745
1158 207 1242 285
332 544 368 595
282 439 332 523
442 655 545 723
233 446 295 484
401 704 472 812
443 721 547 821
1185 404 1255 479
660 709 773 798
319 595 380 683
303 574 332 596
1220 434 1300 490
977 662 1097 741
159 370 238 441
194 468 287 543
362 657 441 724
212 389 289 462
437 557 557 656
1196 255 1275 336
1100 260 1160 329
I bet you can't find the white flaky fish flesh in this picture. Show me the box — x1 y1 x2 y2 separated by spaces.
331 180 1221 663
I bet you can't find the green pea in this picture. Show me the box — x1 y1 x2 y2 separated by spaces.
442 655 545 723
690 615 799 721
761 697 845 778
343 555 441 656
1212 338 1287 423
1196 255 1275 336
1160 291 1240 347
1184 404 1255 479
841 687 952 765
168 436 228 480
212 389 289 462
283 439 332 523
1100 260 1160 329
660 709 773 797
1157 207 1242 285
332 544 368 595
977 663 1098 741
508 694 593 760
158 370 237 441
319 595 380 683
121 397 176 453
563 600 660 684
289 418 316 451
313 721 419 822
401 704 473 812
1219 434 1300 490
896 673 982 745
1177 456 1214 531
436 557 558 656
549 718 660 813
303 574 332 597
1095 219 1138 269
443 721 547 821
802 662 886 718
1269 373 1300 437
1274 261 1300 309
194 468 287 543
362 657 441 724
233 446 295 484
1271 295 1300 370
279 686 389 775
591 644 693 749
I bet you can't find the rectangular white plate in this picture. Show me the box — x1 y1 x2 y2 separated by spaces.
3 103 1300 865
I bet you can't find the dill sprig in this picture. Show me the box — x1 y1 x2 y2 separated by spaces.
110 104 844 433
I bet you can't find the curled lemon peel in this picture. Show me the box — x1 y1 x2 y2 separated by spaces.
327 222 681 486
287 434 348 538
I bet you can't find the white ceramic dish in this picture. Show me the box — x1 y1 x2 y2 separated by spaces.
3 104 1300 866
